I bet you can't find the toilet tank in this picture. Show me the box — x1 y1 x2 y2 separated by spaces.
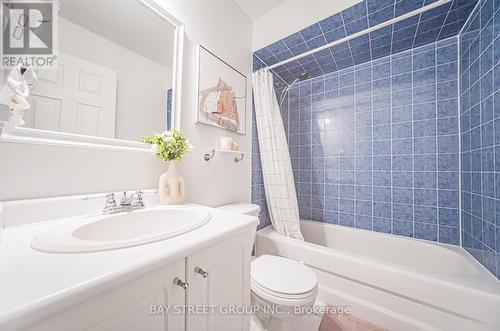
218 203 261 217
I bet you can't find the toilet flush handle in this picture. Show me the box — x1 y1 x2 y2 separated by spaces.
195 266 209 278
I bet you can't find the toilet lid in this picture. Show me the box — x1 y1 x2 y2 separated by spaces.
251 255 317 295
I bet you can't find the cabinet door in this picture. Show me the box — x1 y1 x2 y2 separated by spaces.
27 259 186 331
85 290 168 331
186 232 253 331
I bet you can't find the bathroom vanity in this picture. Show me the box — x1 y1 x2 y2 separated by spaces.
0 194 257 331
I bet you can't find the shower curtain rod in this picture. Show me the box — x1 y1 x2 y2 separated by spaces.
266 0 451 70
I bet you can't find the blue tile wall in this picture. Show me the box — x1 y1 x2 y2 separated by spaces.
254 0 477 83
279 37 461 245
252 0 500 279
459 0 500 279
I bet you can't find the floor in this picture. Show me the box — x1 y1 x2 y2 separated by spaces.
250 301 389 331
318 305 388 331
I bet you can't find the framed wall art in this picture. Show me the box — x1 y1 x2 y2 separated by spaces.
195 45 246 134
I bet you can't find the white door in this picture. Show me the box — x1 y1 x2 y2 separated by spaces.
25 52 117 138
186 234 252 331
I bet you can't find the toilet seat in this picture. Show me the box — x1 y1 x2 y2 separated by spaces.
251 279 318 306
251 255 318 306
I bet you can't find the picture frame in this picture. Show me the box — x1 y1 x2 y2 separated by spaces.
195 45 247 135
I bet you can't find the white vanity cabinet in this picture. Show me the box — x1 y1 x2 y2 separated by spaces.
22 232 253 331
28 259 186 331
186 234 252 331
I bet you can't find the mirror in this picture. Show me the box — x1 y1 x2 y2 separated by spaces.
20 0 181 143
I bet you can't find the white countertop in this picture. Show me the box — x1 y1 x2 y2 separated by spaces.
0 205 258 329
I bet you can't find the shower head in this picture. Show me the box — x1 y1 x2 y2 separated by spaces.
298 72 310 81
277 72 311 107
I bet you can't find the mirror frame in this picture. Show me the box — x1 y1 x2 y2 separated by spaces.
0 0 184 152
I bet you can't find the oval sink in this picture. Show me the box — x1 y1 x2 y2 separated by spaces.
31 205 211 253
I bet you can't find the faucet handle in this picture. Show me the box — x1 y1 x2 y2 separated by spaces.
120 192 128 205
103 192 117 213
105 192 116 203
134 190 145 207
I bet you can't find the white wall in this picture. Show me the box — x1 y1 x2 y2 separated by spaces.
0 0 253 206
59 18 171 142
161 0 253 207
252 0 361 51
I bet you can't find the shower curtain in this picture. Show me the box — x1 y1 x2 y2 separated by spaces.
252 70 304 240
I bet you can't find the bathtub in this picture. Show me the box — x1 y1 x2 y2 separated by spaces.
255 221 500 331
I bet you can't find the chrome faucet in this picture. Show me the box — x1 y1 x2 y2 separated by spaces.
103 193 117 213
103 191 145 214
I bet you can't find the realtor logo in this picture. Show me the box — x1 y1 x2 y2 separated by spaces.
1 0 58 68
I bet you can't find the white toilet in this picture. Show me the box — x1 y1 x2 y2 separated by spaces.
218 203 318 331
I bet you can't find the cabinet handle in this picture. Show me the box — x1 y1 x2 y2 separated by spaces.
174 277 189 290
195 266 208 278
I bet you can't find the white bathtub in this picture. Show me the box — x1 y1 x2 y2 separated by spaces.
255 221 500 331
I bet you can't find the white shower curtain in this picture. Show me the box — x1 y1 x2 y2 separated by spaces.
252 70 304 240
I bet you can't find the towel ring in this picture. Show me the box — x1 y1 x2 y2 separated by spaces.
204 149 215 161
234 153 244 163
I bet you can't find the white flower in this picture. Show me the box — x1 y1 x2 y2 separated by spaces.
149 144 158 155
186 140 194 151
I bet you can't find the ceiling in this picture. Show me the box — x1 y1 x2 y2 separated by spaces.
60 0 175 67
235 0 287 19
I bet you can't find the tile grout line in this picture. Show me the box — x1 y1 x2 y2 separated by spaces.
436 0 454 41
390 53 395 235
457 31 463 247
412 44 416 238
354 65 358 228
435 41 440 242
458 0 483 37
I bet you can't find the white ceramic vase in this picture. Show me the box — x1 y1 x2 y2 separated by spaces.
159 161 185 205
